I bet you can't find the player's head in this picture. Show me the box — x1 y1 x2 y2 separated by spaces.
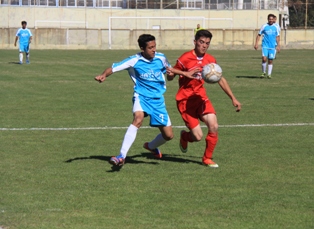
267 14 276 25
21 21 27 29
138 34 156 60
194 30 213 56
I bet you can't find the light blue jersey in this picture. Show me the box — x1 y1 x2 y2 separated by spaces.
258 23 280 49
112 52 171 99
273 23 281 46
273 23 281 33
16 28 32 45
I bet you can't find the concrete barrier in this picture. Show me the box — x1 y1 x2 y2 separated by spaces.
2 27 313 50
1 6 313 50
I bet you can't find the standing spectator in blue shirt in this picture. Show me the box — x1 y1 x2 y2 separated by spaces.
14 21 32 64
254 14 280 79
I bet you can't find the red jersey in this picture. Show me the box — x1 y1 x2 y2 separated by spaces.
174 50 216 101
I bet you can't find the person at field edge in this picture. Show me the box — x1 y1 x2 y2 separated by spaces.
95 34 195 167
14 21 33 64
194 24 204 35
273 15 281 59
166 29 241 168
254 14 280 79
273 15 281 33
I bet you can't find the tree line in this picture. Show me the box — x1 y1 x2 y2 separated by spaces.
288 0 314 28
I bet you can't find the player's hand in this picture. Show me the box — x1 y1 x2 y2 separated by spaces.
14 43 16 47
166 67 175 76
232 99 241 112
166 68 175 81
95 75 106 83
276 46 280 53
184 68 200 79
254 45 258 50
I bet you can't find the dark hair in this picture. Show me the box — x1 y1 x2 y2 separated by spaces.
268 14 275 19
195 29 213 42
21 21 27 25
138 34 155 49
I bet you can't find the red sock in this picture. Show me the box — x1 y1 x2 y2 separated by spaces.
182 131 194 142
204 132 218 159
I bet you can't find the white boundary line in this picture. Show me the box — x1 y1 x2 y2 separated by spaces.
1 123 313 131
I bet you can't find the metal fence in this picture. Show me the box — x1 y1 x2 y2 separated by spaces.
0 0 281 9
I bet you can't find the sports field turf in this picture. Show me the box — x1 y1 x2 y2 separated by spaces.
0 49 313 229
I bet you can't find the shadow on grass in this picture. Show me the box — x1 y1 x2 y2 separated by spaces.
161 153 202 165
65 153 160 172
236 75 264 79
309 98 314 100
8 62 22 64
65 152 201 172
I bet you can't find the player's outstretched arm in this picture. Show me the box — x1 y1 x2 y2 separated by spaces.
95 67 113 83
218 77 241 112
167 67 200 79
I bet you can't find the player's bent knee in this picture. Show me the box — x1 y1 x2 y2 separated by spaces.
132 119 143 128
209 124 218 133
164 134 174 141
161 132 173 141
160 127 174 141
192 132 203 142
132 114 144 128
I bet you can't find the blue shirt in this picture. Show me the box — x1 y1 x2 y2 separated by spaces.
258 23 280 49
273 23 281 32
16 28 32 45
112 52 171 98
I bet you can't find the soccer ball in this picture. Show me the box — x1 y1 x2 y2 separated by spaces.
202 63 222 84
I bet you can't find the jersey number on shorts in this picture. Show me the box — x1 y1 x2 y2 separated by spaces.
159 114 164 123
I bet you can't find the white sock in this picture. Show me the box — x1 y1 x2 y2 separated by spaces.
119 124 138 158
262 62 266 73
26 53 30 61
148 133 167 149
268 64 273 75
19 53 23 62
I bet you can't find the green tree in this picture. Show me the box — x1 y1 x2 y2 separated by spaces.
288 0 314 28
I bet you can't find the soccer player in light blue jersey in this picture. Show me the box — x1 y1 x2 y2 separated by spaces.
94 34 177 167
273 15 281 58
254 14 280 79
273 15 281 34
14 21 32 64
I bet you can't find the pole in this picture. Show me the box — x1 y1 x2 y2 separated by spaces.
283 17 286 45
305 0 308 29
108 17 111 49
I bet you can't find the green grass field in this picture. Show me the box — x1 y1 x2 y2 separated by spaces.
0 49 313 229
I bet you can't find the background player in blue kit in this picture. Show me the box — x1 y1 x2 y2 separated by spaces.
273 15 281 58
94 34 175 167
14 21 33 64
254 14 280 79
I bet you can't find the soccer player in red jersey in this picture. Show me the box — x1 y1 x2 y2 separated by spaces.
167 29 241 167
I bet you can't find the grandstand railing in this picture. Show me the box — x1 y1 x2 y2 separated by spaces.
108 16 233 49
0 0 280 10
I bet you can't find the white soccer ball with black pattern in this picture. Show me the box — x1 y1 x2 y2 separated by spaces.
202 63 222 84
